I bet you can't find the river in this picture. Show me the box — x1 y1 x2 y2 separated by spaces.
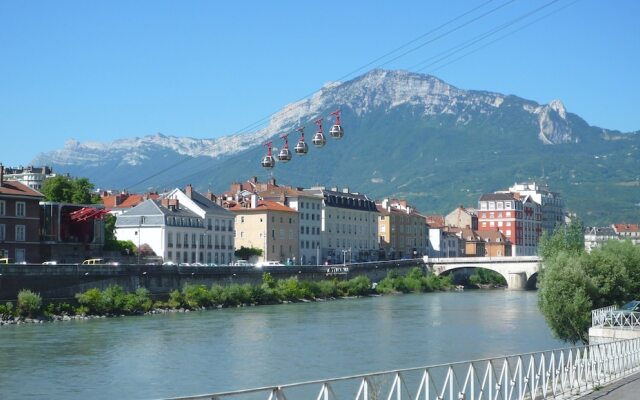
0 290 563 399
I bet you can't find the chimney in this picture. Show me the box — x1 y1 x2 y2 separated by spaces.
382 198 389 211
251 194 258 209
250 176 258 184
0 163 3 187
185 184 193 198
268 177 276 186
161 198 179 211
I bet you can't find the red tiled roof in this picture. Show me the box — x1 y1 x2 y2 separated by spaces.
101 193 159 209
0 180 44 198
228 200 297 213
425 215 445 228
612 224 640 233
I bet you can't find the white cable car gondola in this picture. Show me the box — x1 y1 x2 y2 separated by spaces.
277 133 292 162
261 141 275 169
294 127 308 155
312 118 326 148
329 109 344 139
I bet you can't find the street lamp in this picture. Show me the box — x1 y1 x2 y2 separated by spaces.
342 248 351 266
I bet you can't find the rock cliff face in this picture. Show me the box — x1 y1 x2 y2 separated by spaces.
34 69 585 169
30 69 640 224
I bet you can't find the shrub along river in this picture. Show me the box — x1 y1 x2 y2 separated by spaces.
0 290 562 399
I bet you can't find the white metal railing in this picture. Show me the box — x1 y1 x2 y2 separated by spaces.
592 305 640 329
167 338 640 400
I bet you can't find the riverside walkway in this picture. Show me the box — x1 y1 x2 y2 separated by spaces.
577 372 640 399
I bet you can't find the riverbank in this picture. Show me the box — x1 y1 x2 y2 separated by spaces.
0 268 453 326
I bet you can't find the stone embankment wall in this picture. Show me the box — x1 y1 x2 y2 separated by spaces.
0 260 422 301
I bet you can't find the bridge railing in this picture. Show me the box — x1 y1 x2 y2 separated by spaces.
169 338 640 400
592 305 640 329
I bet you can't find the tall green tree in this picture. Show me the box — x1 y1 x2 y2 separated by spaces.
41 175 100 204
537 219 640 344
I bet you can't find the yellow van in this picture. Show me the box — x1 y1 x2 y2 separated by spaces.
81 258 105 265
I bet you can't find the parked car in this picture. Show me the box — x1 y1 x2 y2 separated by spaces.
0 258 14 264
232 259 253 267
162 261 176 266
620 301 640 315
82 258 105 265
255 261 285 268
42 261 58 265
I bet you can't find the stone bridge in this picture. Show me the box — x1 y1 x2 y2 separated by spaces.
424 256 541 290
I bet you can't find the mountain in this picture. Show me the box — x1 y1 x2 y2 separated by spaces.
32 69 640 225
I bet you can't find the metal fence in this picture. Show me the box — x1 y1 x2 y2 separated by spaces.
592 305 640 329
168 338 640 400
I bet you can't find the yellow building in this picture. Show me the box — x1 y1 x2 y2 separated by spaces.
377 199 429 259
230 200 299 263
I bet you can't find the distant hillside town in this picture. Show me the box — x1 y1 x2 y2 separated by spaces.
0 164 638 264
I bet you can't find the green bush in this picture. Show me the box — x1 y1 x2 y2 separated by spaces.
182 284 212 309
0 302 15 318
375 268 451 294
167 290 183 309
102 285 127 314
44 302 73 316
76 288 107 315
17 290 43 317
209 285 227 306
276 277 310 301
316 280 339 298
122 288 152 314
226 284 253 306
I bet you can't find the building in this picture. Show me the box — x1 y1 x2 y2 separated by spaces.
377 198 429 259
478 192 542 256
0 166 44 262
259 186 322 265
229 197 299 263
504 182 564 235
612 224 640 246
2 165 56 191
428 228 463 258
445 206 478 230
101 191 160 215
304 187 379 263
584 226 619 252
116 186 234 264
40 202 107 263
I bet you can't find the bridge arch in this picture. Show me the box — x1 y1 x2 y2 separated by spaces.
438 265 508 285
525 272 538 290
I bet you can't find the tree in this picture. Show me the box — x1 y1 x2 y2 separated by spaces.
234 246 263 260
41 175 100 204
537 219 640 344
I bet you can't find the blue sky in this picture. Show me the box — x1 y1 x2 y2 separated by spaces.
1 0 638 166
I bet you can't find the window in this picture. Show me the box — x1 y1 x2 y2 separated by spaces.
168 232 174 247
16 202 26 217
0 224 5 240
0 200 5 216
506 211 511 217
15 225 26 241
